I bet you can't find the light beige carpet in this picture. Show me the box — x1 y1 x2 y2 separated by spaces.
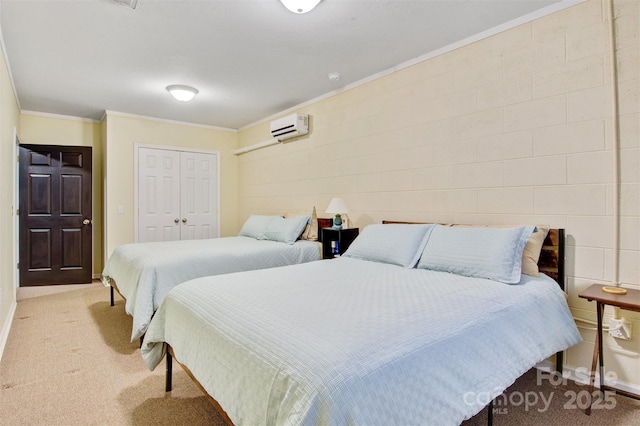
16 281 97 301
1 283 224 425
1 283 638 425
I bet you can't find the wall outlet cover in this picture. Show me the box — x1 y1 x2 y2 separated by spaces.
608 318 632 340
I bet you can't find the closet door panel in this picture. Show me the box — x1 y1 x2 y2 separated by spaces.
180 151 218 240
138 148 181 242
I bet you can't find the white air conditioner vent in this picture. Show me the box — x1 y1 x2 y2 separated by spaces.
270 114 309 141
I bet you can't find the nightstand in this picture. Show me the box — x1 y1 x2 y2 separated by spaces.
321 227 359 259
578 284 640 414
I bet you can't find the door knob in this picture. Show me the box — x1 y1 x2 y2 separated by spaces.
83 219 91 225
182 218 187 223
174 218 179 223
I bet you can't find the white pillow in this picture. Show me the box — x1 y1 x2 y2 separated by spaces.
238 215 279 239
416 224 535 284
285 208 318 241
343 224 435 268
261 215 311 244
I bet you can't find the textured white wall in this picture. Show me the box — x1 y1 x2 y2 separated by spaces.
0 33 20 359
237 0 639 388
103 113 239 259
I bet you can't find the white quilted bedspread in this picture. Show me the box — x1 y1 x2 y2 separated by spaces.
102 236 320 341
142 257 581 425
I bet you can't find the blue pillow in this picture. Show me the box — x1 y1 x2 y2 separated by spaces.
343 224 435 268
238 215 279 239
261 215 311 244
416 225 535 284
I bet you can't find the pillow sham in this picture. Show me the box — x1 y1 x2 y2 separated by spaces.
284 208 319 241
520 225 549 277
238 215 280 239
308 207 319 241
261 215 311 244
300 207 319 241
452 224 550 277
417 224 535 284
343 223 435 268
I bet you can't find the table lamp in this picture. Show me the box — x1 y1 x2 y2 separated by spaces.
326 197 349 229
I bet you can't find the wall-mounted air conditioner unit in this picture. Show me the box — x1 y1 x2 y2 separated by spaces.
270 113 309 141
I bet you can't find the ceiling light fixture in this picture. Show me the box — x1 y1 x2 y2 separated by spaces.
166 85 199 102
279 0 321 14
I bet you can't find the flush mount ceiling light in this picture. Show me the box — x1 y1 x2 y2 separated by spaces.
279 0 321 14
166 85 199 102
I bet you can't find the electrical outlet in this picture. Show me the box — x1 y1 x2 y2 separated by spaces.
608 318 632 340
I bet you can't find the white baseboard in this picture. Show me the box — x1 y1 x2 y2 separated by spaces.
535 360 640 396
0 301 17 364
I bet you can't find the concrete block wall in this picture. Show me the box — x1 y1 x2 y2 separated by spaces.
237 0 639 388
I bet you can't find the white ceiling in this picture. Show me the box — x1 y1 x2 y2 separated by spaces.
0 0 576 130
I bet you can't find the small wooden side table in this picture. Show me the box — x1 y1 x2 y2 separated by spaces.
578 284 640 415
321 228 359 259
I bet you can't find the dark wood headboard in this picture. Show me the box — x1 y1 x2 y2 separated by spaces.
316 218 333 242
538 228 565 289
381 221 565 289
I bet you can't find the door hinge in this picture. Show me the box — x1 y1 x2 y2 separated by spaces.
16 263 19 269
16 208 19 215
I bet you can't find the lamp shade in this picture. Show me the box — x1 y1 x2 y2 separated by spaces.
325 197 349 214
166 85 199 102
279 0 321 14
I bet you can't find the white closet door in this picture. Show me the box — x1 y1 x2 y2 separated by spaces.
137 147 218 243
180 151 218 240
138 148 181 242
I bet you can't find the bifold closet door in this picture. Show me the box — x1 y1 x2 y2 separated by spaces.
137 147 218 243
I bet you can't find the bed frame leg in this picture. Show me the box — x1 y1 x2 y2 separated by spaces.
165 350 173 392
487 399 493 426
556 351 564 377
110 285 114 307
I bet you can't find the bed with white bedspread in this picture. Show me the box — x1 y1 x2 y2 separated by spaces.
103 214 320 341
141 223 581 425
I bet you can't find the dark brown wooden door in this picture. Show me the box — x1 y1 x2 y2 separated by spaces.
19 145 92 286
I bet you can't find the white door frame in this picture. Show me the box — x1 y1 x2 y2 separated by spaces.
134 143 220 242
13 128 20 290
